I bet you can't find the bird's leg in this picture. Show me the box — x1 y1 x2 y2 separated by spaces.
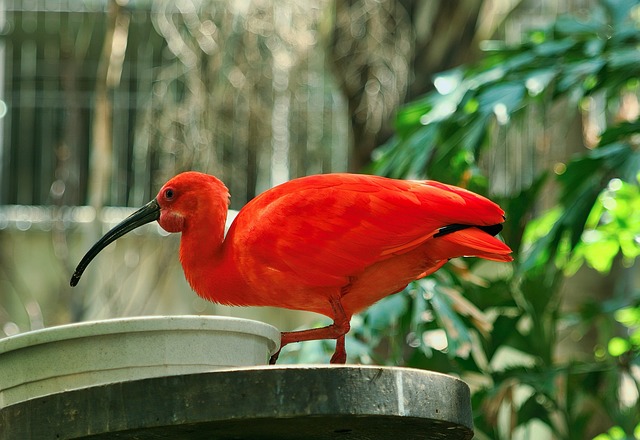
269 297 350 364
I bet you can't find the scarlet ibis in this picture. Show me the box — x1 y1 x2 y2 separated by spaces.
71 172 512 363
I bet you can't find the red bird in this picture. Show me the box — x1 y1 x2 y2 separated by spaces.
71 172 512 363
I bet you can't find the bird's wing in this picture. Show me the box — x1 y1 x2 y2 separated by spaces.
229 174 508 288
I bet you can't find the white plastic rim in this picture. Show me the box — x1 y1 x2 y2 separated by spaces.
0 315 281 408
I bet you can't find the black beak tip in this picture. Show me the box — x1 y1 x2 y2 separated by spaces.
70 273 80 287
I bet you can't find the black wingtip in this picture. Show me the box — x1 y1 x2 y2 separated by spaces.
434 223 469 238
479 223 503 236
435 223 503 238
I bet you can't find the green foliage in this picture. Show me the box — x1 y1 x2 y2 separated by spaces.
591 300 640 440
359 1 640 439
568 176 640 274
370 0 639 189
593 423 640 440
521 126 640 276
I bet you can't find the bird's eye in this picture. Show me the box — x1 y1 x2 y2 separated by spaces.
164 188 175 200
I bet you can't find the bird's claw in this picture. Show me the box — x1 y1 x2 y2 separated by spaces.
329 352 346 364
269 350 281 365
329 336 347 364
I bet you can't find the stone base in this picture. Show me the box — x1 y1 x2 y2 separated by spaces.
0 365 474 440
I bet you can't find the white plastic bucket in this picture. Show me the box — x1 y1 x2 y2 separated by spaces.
0 315 281 408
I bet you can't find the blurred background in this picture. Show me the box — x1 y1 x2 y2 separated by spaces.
0 0 639 438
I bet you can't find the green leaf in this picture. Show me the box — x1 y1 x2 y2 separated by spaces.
520 208 562 272
518 394 555 428
524 68 558 96
557 58 606 93
364 291 409 331
598 121 640 147
614 306 640 326
584 239 620 272
607 337 631 356
502 173 549 254
421 280 473 358
501 51 540 73
533 39 575 57
607 48 640 69
395 98 432 135
477 82 526 116
603 0 639 24
486 314 529 360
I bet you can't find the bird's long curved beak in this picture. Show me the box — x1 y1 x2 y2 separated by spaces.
70 199 161 287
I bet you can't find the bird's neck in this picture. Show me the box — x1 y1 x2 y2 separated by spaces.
178 213 251 306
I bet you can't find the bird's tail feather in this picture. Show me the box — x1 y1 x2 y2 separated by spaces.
435 227 513 263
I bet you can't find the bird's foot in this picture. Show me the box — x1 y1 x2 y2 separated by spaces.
329 335 347 364
329 351 346 364
269 349 281 365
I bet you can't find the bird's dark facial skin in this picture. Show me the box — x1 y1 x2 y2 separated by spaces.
69 199 161 287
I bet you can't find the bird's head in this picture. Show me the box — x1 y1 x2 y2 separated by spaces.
156 172 230 233
70 171 229 287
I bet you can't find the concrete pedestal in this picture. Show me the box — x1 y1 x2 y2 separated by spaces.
0 365 474 439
